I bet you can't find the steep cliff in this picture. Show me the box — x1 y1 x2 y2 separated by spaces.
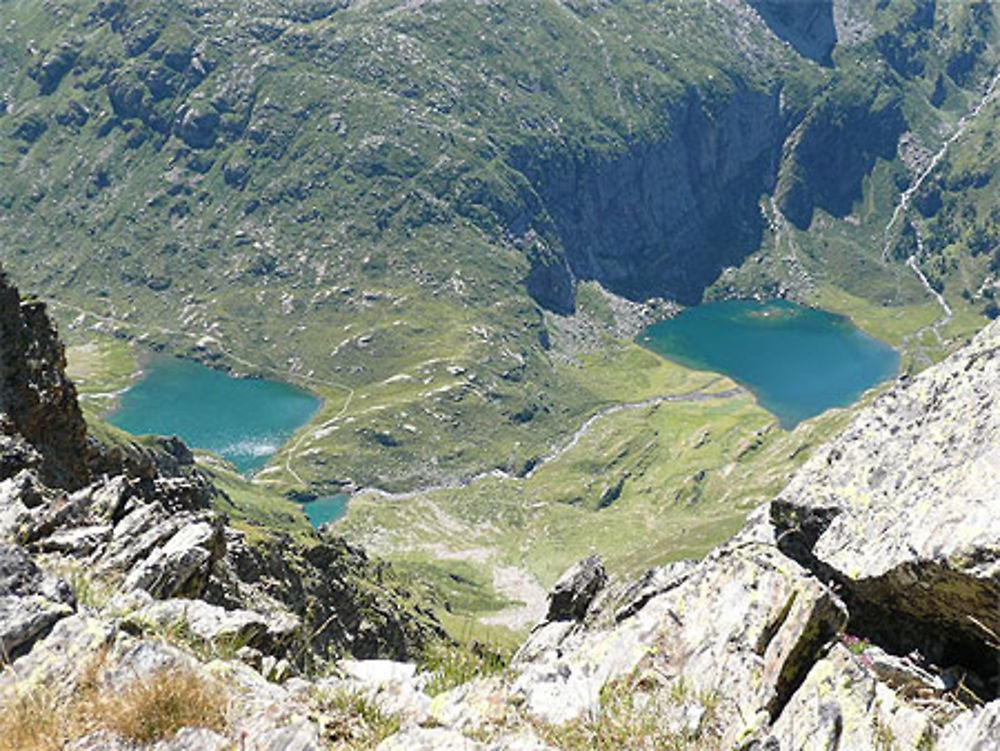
0 269 90 490
516 84 784 307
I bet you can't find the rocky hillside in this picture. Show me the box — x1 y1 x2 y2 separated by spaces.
3 278 1000 749
365 287 1000 749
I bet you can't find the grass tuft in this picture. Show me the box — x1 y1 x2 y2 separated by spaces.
100 668 228 744
422 639 510 696
0 662 228 751
321 689 401 750
535 676 722 751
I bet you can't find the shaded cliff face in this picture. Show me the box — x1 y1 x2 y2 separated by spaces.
749 0 837 66
516 85 784 307
0 267 89 490
776 77 905 230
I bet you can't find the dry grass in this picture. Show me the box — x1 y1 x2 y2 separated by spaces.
99 668 228 744
0 690 63 751
0 657 228 751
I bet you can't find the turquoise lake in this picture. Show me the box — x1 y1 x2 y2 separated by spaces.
108 355 322 474
301 494 349 527
639 300 899 428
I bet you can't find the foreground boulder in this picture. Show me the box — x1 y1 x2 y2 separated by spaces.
0 543 74 659
511 521 847 744
772 320 1000 695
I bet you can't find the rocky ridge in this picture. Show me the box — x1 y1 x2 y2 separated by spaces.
363 315 1000 749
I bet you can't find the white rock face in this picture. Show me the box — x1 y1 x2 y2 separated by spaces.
767 644 936 750
324 658 432 726
511 542 846 745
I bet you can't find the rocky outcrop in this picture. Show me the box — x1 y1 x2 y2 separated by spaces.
367 319 1000 748
509 519 847 741
0 543 74 660
0 268 89 489
771 317 1000 701
543 554 606 623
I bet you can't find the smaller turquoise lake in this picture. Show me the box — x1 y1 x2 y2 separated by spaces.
108 355 321 474
640 300 899 428
301 494 349 527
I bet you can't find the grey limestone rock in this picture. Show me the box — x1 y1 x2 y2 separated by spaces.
766 644 938 751
0 542 74 659
771 320 1000 675
511 541 846 742
544 553 607 623
377 727 484 751
117 594 300 658
124 516 225 598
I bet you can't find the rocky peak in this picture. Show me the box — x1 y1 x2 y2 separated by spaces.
0 265 89 490
771 317 1000 702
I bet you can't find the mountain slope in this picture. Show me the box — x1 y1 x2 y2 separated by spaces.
2 259 999 750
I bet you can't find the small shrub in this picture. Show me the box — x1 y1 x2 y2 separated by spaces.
841 633 873 656
321 689 401 750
